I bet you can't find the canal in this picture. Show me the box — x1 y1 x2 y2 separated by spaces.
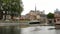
21 26 60 34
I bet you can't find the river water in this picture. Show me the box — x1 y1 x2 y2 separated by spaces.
21 26 60 34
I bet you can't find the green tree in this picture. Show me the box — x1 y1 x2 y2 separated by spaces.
0 0 23 20
47 13 54 25
47 13 54 19
0 0 3 19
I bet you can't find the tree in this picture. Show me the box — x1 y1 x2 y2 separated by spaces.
47 13 54 19
0 0 3 20
47 13 54 25
0 0 23 20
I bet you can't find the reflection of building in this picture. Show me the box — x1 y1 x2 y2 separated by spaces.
54 9 60 24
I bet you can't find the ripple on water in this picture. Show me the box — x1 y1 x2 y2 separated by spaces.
21 26 56 34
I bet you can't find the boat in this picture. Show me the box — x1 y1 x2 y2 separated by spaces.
28 20 40 24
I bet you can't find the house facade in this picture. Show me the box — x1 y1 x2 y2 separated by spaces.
54 9 60 24
25 10 47 23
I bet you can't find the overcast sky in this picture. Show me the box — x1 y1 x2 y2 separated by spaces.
21 0 60 15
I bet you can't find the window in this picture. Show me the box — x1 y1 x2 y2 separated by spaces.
57 19 60 21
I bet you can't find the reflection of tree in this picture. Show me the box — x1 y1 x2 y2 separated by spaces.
0 26 20 34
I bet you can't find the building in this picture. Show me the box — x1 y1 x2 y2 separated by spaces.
20 15 27 20
54 9 60 24
25 5 47 23
54 9 60 28
20 5 47 24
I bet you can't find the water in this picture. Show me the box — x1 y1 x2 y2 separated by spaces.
21 26 60 34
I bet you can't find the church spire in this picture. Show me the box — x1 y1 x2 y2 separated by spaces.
35 4 37 12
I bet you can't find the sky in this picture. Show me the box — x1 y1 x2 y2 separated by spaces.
21 0 60 15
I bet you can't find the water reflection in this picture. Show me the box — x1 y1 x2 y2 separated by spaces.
21 26 60 34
